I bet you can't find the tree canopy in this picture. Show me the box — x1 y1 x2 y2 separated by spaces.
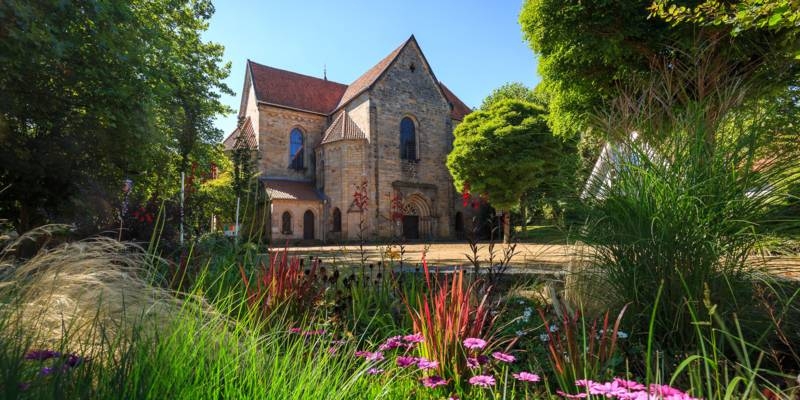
480 82 544 109
0 0 232 233
519 0 800 139
447 99 565 213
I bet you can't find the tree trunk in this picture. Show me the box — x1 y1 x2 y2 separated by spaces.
502 210 511 244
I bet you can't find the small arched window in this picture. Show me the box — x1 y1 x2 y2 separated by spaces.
332 208 342 232
289 128 304 170
400 117 416 160
281 211 292 234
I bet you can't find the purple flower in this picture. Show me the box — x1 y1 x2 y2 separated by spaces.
421 375 448 388
367 367 384 375
466 357 480 369
491 351 515 363
476 355 489 365
18 382 31 391
365 351 384 361
512 371 540 382
468 375 496 387
462 337 487 350
403 333 424 344
24 349 60 361
396 356 417 368
39 366 54 376
379 336 404 351
64 354 83 368
417 357 439 370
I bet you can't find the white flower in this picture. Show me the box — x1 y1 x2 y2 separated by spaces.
539 333 550 342
549 324 559 333
617 331 629 339
516 330 525 337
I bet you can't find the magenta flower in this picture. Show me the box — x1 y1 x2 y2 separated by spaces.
354 350 371 358
468 375 496 387
491 351 515 363
379 336 404 351
289 327 302 334
303 329 326 336
365 351 384 361
512 371 541 382
421 376 448 388
396 356 418 368
466 357 480 369
367 367 384 375
587 380 629 398
417 357 439 370
462 337 487 350
403 333 424 343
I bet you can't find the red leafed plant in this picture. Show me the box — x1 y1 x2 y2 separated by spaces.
402 259 507 386
538 302 629 390
239 250 323 320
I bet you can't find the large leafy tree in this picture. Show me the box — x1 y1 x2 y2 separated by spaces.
519 0 799 139
0 0 231 234
447 99 564 243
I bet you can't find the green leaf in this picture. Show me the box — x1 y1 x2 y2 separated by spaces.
768 12 783 27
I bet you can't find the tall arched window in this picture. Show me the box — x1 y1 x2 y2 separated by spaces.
281 211 292 234
289 128 304 170
332 208 342 232
400 117 416 160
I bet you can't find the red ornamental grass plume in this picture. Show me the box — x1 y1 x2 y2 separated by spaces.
239 249 321 319
402 258 499 384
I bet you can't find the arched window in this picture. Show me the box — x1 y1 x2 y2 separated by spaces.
289 128 304 170
281 211 292 234
400 117 416 160
332 208 342 232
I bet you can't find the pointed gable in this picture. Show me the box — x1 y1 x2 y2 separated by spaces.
248 60 348 115
334 37 410 111
321 111 367 144
223 116 257 151
438 83 471 121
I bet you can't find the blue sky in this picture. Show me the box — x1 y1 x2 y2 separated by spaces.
204 0 541 137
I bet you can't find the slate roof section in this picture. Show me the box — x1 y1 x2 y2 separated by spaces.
248 61 348 115
439 83 472 121
222 117 257 151
262 179 323 201
320 112 367 144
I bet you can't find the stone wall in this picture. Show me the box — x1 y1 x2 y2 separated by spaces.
270 199 324 241
367 41 455 239
257 106 327 180
318 139 369 240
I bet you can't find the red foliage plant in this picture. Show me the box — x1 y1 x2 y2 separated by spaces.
239 250 323 320
402 259 507 385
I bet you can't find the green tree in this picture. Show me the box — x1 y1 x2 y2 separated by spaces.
0 0 231 234
519 0 799 139
447 99 564 243
480 82 544 109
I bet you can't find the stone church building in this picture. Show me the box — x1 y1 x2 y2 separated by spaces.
223 35 474 241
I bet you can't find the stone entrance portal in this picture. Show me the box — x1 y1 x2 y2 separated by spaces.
401 194 431 240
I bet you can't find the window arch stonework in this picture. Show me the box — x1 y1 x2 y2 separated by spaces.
289 128 305 170
281 211 292 234
400 117 417 161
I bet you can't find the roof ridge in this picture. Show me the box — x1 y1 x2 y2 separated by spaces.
333 36 415 111
248 60 348 87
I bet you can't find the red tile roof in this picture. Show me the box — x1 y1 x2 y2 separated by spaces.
439 83 472 121
248 61 347 115
334 38 410 111
223 116 257 151
320 111 367 144
245 36 471 121
263 179 323 201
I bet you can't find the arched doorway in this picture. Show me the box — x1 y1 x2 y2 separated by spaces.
402 194 431 240
303 210 315 240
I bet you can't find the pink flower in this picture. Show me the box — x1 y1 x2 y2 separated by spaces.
404 333 424 343
366 351 384 361
468 375 496 387
396 356 417 367
289 327 302 334
512 371 541 382
303 329 325 336
354 350 371 358
491 351 515 363
556 390 588 399
466 357 480 369
613 378 646 391
417 357 439 370
462 337 487 350
421 376 447 388
587 380 629 398
367 367 384 375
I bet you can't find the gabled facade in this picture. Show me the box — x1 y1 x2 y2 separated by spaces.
224 35 474 241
